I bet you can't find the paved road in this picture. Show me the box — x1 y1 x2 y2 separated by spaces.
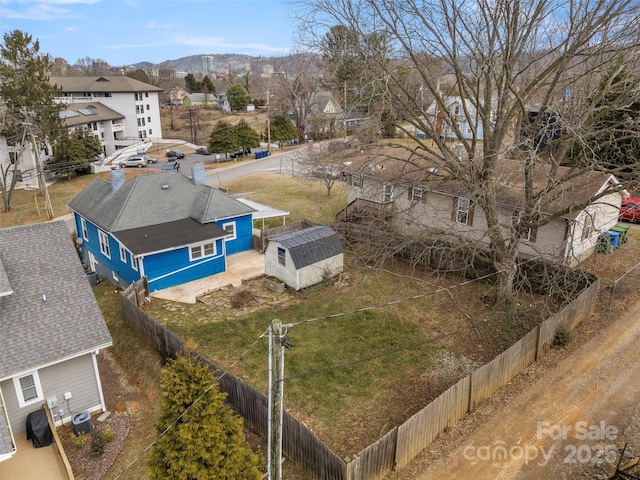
146 143 323 187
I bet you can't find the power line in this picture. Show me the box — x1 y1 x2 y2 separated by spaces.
284 267 502 328
282 326 467 383
111 262 522 478
111 327 269 480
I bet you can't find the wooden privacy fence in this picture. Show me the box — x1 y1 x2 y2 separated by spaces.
253 219 318 252
118 278 599 480
119 292 347 479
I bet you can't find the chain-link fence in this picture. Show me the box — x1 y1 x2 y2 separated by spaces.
608 262 640 310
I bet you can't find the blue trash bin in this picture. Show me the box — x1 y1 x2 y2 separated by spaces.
605 230 621 249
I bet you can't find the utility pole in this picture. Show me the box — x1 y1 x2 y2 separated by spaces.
188 108 195 144
29 131 54 219
344 82 347 139
266 90 272 155
268 319 286 480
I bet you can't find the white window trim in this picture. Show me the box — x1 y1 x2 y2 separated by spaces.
119 244 127 263
456 197 471 225
131 255 138 271
98 230 111 258
412 187 424 203
13 371 44 408
222 222 237 240
383 184 393 203
189 241 217 261
81 217 88 240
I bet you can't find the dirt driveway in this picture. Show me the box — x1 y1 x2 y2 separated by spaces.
390 294 640 479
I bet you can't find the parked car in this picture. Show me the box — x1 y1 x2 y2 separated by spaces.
119 156 148 168
166 150 185 159
195 146 210 155
162 161 180 171
229 147 251 159
127 154 157 164
620 197 640 222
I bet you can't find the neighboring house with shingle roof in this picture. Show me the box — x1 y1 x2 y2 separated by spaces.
293 90 345 140
68 164 256 292
182 93 218 107
51 75 164 151
340 146 624 267
264 225 344 290
0 221 113 462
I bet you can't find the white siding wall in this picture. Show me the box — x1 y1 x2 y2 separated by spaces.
349 179 595 263
566 191 623 265
1 353 104 435
264 241 344 290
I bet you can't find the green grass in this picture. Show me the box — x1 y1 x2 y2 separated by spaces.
147 262 500 455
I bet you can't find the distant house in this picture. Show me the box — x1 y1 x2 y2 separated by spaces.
288 90 345 140
68 164 256 292
51 75 164 151
424 95 489 141
341 146 624 267
0 221 113 461
182 93 218 107
217 90 230 112
265 226 344 290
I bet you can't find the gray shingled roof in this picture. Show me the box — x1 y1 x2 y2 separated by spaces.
51 75 163 93
272 226 343 269
0 221 112 379
60 102 124 127
68 171 256 234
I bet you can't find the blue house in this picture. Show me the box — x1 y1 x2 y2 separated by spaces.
424 95 489 141
68 164 256 292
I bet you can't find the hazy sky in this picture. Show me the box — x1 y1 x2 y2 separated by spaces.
0 0 298 66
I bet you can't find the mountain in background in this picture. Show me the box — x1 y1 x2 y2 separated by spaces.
131 53 301 74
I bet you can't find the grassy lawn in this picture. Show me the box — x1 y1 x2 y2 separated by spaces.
1 169 557 471
222 173 347 227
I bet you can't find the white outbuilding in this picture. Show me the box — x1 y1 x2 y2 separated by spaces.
264 226 344 290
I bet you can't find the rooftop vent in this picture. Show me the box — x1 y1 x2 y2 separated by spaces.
161 184 169 190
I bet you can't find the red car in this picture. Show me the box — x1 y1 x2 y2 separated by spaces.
619 197 640 222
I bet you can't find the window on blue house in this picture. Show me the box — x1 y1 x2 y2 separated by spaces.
81 218 88 240
190 241 216 260
223 222 236 240
98 230 110 258
119 244 127 262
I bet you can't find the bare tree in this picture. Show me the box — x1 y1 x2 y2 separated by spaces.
296 0 640 303
272 52 323 143
74 56 111 76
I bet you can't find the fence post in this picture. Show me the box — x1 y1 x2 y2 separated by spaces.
609 280 617 312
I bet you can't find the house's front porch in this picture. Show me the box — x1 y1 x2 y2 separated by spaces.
0 432 71 480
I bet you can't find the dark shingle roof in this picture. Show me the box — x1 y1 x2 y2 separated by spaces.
0 221 112 378
272 226 343 269
114 218 228 256
68 172 255 233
